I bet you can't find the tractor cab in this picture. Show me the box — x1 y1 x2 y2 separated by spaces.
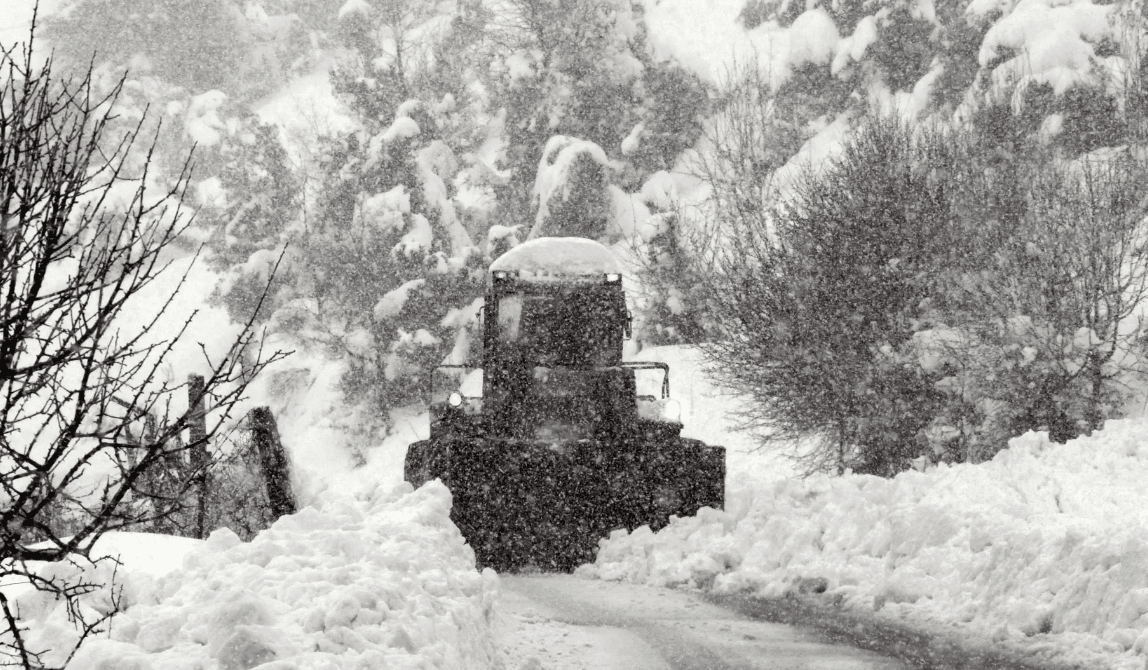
407 236 723 571
427 237 680 443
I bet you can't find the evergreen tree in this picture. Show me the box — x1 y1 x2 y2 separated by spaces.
475 0 708 225
197 113 302 323
633 210 709 346
219 1 492 430
529 136 615 240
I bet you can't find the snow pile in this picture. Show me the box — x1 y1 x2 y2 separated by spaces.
978 0 1115 95
488 236 622 282
52 481 498 670
185 90 232 147
580 418 1148 669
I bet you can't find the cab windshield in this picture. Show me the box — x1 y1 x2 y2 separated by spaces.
522 367 604 442
497 287 622 367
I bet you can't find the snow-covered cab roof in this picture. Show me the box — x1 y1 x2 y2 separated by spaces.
488 237 621 284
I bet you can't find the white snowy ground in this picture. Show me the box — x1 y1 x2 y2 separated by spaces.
496 573 905 670
0 341 784 669
17 482 501 670
580 417 1148 670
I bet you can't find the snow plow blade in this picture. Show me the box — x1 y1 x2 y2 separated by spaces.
405 436 725 572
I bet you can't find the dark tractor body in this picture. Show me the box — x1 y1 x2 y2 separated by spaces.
404 238 725 572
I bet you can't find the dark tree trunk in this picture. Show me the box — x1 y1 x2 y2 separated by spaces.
188 374 209 539
250 407 296 520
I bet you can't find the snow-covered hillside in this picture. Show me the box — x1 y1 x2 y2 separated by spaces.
6 0 1148 669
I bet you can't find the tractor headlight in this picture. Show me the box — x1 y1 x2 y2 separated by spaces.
662 399 681 422
449 392 463 407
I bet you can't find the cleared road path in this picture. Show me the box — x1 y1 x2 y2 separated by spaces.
496 574 910 670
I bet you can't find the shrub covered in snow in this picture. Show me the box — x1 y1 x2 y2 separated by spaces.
687 107 1148 475
529 136 616 241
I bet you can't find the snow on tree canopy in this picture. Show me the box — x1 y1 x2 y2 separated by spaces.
488 236 621 283
337 0 370 19
186 90 229 146
530 136 616 239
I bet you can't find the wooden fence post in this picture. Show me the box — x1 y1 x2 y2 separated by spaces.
249 407 296 520
188 374 209 539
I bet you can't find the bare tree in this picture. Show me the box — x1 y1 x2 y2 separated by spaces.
922 145 1148 460
688 114 955 476
687 61 793 230
0 36 284 668
684 65 1148 472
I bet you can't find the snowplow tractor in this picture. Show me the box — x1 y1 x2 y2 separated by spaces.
404 237 725 572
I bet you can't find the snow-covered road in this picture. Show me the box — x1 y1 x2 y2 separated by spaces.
497 574 907 670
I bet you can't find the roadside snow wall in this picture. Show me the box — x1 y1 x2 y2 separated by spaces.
580 418 1148 670
59 481 498 670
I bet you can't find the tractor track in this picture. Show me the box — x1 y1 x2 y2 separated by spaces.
497 573 908 670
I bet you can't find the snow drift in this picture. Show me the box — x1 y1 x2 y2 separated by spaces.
32 481 498 670
580 417 1148 670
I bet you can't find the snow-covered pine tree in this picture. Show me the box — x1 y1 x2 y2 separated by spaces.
332 0 449 119
444 0 710 345
271 100 485 425
474 0 707 230
631 210 709 346
528 136 615 240
233 0 492 430
197 113 301 324
43 0 321 327
736 0 1133 158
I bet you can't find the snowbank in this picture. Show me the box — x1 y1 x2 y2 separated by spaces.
39 481 498 670
580 418 1148 670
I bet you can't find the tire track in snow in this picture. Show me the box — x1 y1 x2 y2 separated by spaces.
497 574 907 670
